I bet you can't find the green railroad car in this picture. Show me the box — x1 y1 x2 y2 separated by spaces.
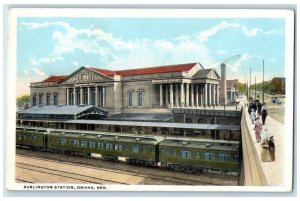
159 137 240 174
47 129 164 166
16 127 48 149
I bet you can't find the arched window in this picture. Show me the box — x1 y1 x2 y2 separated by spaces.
38 93 43 105
53 92 58 105
46 93 51 105
185 118 193 123
32 94 37 106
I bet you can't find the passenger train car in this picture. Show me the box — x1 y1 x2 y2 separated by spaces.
16 126 240 175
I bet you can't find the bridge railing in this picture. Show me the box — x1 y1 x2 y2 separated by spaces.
239 106 268 186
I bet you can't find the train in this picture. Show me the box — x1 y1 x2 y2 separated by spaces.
16 126 240 175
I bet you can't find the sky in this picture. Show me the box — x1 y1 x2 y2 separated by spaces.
16 17 285 97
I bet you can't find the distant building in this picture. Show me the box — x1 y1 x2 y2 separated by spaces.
226 79 239 102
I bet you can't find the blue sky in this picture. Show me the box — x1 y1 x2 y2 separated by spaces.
16 17 285 96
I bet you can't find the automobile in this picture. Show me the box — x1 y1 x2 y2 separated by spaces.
271 97 282 105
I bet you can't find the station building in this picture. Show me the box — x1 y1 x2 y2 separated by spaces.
29 62 221 114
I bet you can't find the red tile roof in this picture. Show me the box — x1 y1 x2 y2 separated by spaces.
43 75 67 82
89 63 197 77
88 68 118 76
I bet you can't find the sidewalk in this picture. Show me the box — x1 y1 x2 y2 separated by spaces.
243 100 285 186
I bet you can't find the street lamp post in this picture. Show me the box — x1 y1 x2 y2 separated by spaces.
262 60 265 103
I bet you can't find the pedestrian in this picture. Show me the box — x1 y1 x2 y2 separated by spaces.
269 135 276 161
253 117 262 143
250 109 256 124
260 128 272 162
257 101 262 116
261 102 268 125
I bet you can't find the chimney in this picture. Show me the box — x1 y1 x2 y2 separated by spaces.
220 63 227 105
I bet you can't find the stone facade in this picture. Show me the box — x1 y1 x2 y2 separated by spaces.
30 63 221 113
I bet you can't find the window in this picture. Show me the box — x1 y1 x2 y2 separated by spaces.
80 140 86 147
165 148 169 155
73 140 78 146
46 95 50 105
89 141 96 148
171 148 176 156
105 143 113 150
32 96 36 106
149 146 154 153
233 154 239 162
61 139 67 144
128 92 133 107
38 94 43 105
97 142 104 149
194 150 200 158
131 144 139 153
180 150 191 158
204 152 213 161
53 93 58 105
115 144 122 151
124 144 128 150
218 153 229 162
138 92 143 107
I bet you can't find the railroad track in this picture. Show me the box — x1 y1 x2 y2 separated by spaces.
16 162 129 185
16 150 234 185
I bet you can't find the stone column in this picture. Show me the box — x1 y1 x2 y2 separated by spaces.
175 84 179 107
159 84 163 107
208 84 211 106
165 85 169 106
195 84 199 107
73 87 76 105
216 84 219 106
170 84 173 107
212 84 216 106
190 84 194 107
185 83 189 107
102 86 106 107
66 88 69 105
87 87 90 105
80 87 83 105
204 84 208 107
180 83 185 107
95 86 98 107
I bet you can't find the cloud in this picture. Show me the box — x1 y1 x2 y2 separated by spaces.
73 61 80 67
30 56 64 66
227 53 253 73
32 67 48 76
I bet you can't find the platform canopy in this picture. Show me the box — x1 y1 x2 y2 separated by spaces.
18 105 107 120
106 113 173 122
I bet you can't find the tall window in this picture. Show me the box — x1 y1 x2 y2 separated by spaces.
218 153 229 162
38 94 43 105
32 95 37 106
53 93 58 105
180 150 191 158
138 92 143 107
204 152 213 160
46 94 50 105
128 92 133 107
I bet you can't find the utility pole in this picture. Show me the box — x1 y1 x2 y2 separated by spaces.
255 76 256 100
262 60 265 103
249 67 251 101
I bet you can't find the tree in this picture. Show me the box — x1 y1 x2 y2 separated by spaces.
270 77 285 95
17 95 30 109
234 82 247 94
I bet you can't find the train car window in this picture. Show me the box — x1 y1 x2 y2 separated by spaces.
233 154 239 162
165 148 169 155
194 150 200 158
114 144 122 151
105 143 113 150
124 144 128 150
180 150 191 158
141 145 147 153
131 144 139 153
149 146 154 153
204 152 213 160
73 140 78 146
80 140 86 147
89 141 96 148
171 148 176 156
218 153 229 162
61 139 67 144
97 142 102 149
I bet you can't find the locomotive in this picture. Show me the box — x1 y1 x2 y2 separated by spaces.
16 126 240 175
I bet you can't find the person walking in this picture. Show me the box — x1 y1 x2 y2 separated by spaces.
257 101 262 116
250 109 256 124
253 117 262 143
268 135 276 161
261 102 268 125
